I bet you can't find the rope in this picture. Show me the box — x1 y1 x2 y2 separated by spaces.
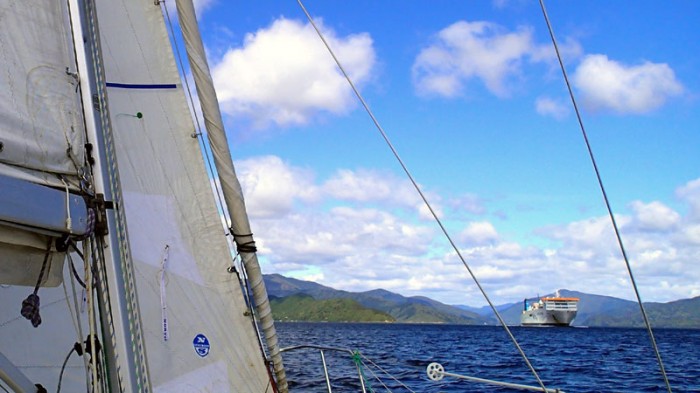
295 1 549 391
20 240 53 327
537 2 673 392
57 346 78 393
59 176 73 233
351 351 374 393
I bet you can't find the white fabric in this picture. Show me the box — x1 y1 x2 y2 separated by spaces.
175 0 287 389
95 0 271 390
0 0 84 179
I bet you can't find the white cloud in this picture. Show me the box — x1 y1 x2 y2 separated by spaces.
236 155 320 218
676 178 700 220
412 21 582 99
211 17 376 128
322 168 443 219
239 156 700 305
413 21 534 97
572 54 683 114
535 96 570 119
629 201 680 231
459 221 499 245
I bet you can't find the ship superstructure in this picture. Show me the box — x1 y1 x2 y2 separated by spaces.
521 293 579 326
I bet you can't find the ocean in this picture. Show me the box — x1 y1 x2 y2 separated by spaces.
276 323 700 392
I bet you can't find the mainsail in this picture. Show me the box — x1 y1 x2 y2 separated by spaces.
1 0 282 391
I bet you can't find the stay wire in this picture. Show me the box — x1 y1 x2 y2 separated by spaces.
537 1 672 392
296 1 548 391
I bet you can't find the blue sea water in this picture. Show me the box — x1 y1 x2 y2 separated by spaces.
276 323 700 392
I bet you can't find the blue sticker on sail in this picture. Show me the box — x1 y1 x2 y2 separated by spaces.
193 334 210 357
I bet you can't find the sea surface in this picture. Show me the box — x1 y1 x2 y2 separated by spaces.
275 323 700 392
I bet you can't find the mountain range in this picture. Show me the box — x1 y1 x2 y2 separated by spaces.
264 274 700 328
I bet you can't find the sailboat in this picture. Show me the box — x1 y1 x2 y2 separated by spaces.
1 0 287 391
0 0 683 392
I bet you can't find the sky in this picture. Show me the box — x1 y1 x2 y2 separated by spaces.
187 0 699 306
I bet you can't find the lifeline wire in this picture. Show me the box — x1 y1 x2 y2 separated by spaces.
296 1 549 391
359 353 417 393
537 1 672 392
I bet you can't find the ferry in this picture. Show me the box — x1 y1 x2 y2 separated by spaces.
521 293 579 327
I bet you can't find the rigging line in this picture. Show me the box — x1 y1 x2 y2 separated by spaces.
359 354 417 393
537 1 673 392
67 248 92 386
295 1 549 391
161 0 233 233
360 360 391 392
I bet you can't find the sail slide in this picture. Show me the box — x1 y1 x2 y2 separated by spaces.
93 0 273 391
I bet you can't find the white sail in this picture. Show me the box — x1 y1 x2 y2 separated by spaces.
0 1 94 391
93 0 274 391
2 0 279 391
0 0 85 185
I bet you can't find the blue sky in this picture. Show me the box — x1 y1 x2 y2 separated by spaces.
188 0 699 306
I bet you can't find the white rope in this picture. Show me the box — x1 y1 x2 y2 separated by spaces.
59 177 73 233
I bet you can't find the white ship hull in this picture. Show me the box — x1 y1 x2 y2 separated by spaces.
520 308 577 326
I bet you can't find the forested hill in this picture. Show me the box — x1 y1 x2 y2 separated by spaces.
265 274 490 325
264 275 700 328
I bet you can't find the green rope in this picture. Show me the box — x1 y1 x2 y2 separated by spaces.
351 351 374 393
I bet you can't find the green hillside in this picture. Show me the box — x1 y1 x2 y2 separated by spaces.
265 275 700 328
265 274 490 324
270 294 395 322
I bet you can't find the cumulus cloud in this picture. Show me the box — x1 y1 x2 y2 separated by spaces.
572 54 683 114
211 17 376 128
535 96 570 119
239 155 700 305
412 21 582 98
677 178 700 220
413 21 534 97
628 200 680 231
459 221 499 245
236 155 320 218
322 168 443 219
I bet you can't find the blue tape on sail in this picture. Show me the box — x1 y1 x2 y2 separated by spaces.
106 82 177 89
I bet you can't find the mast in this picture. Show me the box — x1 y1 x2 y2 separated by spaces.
173 0 288 391
68 0 150 390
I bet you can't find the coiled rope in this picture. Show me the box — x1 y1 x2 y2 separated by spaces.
537 1 672 392
295 1 549 391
